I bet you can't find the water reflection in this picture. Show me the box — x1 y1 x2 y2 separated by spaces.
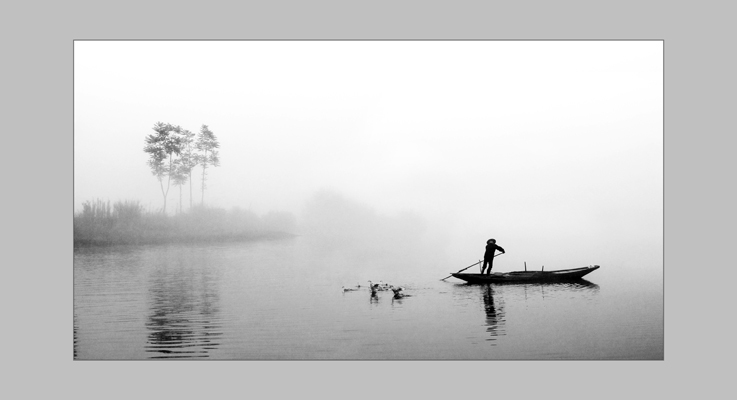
518 279 600 297
476 280 599 344
145 257 222 359
73 311 78 359
370 291 379 304
481 285 506 343
547 279 599 291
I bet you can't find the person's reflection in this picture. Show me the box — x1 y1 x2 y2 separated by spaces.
73 313 78 359
481 285 505 343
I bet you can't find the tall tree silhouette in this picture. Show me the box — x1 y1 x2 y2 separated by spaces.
171 158 189 214
177 128 198 209
195 125 220 206
144 122 183 214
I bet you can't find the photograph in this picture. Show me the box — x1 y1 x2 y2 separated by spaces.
73 40 663 360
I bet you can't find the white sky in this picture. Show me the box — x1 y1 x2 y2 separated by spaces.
74 41 662 267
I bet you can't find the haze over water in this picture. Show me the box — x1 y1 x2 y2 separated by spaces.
74 41 662 359
74 237 662 360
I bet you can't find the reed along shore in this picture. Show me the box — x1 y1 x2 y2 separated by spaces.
74 199 297 248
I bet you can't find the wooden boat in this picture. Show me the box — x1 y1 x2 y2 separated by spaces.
451 265 600 284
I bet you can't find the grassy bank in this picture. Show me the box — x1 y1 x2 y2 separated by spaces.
74 199 297 247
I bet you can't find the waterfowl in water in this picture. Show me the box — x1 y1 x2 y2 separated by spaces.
391 286 409 299
368 281 392 291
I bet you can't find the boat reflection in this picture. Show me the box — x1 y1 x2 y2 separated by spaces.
517 279 599 301
544 279 599 290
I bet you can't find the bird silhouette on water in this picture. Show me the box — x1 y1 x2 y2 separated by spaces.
391 286 412 299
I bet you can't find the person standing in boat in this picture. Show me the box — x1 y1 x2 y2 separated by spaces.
481 239 505 274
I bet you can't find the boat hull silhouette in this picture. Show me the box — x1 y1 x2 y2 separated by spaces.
451 265 600 283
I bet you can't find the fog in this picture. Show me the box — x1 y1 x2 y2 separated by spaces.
74 41 662 273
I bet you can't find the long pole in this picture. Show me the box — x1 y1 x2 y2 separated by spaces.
440 261 481 281
441 253 505 281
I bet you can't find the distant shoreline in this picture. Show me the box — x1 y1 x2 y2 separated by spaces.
73 230 298 248
74 199 299 249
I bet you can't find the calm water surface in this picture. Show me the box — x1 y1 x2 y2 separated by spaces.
73 238 663 360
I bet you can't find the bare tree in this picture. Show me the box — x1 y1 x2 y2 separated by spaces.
144 122 183 214
195 124 220 206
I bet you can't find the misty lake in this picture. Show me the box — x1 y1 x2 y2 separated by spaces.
73 237 663 360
